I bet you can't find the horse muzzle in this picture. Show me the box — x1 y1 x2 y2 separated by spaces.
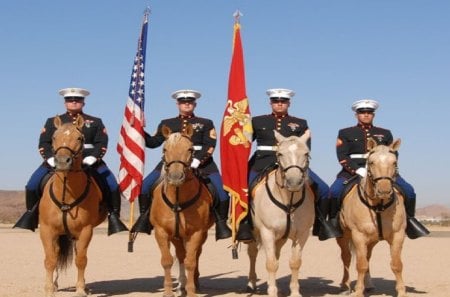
54 155 73 171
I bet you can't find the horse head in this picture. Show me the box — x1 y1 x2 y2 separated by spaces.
274 130 311 192
52 115 85 171
365 138 401 200
161 124 194 186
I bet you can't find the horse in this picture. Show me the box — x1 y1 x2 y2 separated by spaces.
246 130 315 297
38 115 107 297
336 138 407 297
150 125 214 297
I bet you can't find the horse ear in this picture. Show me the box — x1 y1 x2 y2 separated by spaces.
367 137 378 151
184 124 194 138
273 130 285 143
53 115 62 128
300 129 311 143
75 115 84 129
161 125 172 139
391 138 401 152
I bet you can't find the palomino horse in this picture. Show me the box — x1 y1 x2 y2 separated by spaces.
39 116 106 297
150 125 214 297
336 138 407 297
247 130 315 297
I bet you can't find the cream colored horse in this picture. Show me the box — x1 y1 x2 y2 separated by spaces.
337 138 407 297
247 130 315 297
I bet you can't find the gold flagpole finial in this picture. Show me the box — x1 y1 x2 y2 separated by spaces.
233 10 243 24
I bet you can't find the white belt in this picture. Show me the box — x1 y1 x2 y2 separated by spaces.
350 153 368 159
84 144 94 149
193 145 202 151
257 145 277 151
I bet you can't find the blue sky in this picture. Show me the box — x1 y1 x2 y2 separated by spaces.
1 1 449 206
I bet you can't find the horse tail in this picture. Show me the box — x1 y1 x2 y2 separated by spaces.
57 235 74 272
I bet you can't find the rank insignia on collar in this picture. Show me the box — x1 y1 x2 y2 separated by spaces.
288 122 300 131
85 119 93 128
192 123 204 130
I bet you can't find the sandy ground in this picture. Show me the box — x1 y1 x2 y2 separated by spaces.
1 224 449 297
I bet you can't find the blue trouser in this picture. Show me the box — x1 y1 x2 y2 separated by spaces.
329 175 415 201
248 168 329 200
26 163 118 194
142 169 229 202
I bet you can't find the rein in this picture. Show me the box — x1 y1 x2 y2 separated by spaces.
161 179 202 240
49 173 92 239
265 175 306 239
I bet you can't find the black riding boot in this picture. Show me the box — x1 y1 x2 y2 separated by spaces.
325 197 343 239
312 197 329 236
214 200 232 240
404 198 430 239
13 188 40 231
236 213 254 242
107 190 129 236
130 194 153 234
315 198 342 241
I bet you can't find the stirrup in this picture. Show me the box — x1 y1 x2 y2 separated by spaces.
215 220 232 240
107 213 128 236
318 218 342 241
13 211 38 232
236 222 254 242
130 211 152 235
406 217 430 239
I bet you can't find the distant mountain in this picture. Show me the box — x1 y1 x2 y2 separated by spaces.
417 204 450 219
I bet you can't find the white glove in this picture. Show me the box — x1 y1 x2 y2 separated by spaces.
46 157 55 168
82 156 97 166
190 158 201 169
355 167 367 178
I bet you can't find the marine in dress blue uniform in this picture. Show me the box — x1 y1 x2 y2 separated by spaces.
131 90 232 241
236 88 339 242
14 88 128 235
328 99 429 239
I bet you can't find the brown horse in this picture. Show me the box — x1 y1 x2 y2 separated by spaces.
247 130 315 297
39 115 107 297
337 138 407 297
150 125 214 297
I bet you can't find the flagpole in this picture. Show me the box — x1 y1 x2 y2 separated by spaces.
125 7 150 252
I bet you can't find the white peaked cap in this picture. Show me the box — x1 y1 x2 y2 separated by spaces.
351 99 379 112
59 87 90 98
266 88 295 100
171 89 201 100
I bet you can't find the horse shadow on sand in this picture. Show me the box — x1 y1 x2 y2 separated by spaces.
58 273 428 297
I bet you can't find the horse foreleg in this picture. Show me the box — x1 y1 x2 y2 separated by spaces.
40 229 59 297
260 229 279 297
247 241 258 292
288 240 302 297
390 234 407 297
172 239 187 295
353 234 369 297
155 229 175 297
364 242 377 291
184 232 204 297
74 228 93 297
336 236 352 293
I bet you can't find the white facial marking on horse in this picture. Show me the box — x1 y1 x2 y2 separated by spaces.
64 130 71 136
288 143 297 152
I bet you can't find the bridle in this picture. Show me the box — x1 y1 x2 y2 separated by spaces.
265 149 310 239
358 148 399 240
52 127 85 169
162 135 193 173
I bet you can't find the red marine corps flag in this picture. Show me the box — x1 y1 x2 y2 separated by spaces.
220 11 253 246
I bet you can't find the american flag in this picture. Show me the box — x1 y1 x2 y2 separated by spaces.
117 10 149 202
